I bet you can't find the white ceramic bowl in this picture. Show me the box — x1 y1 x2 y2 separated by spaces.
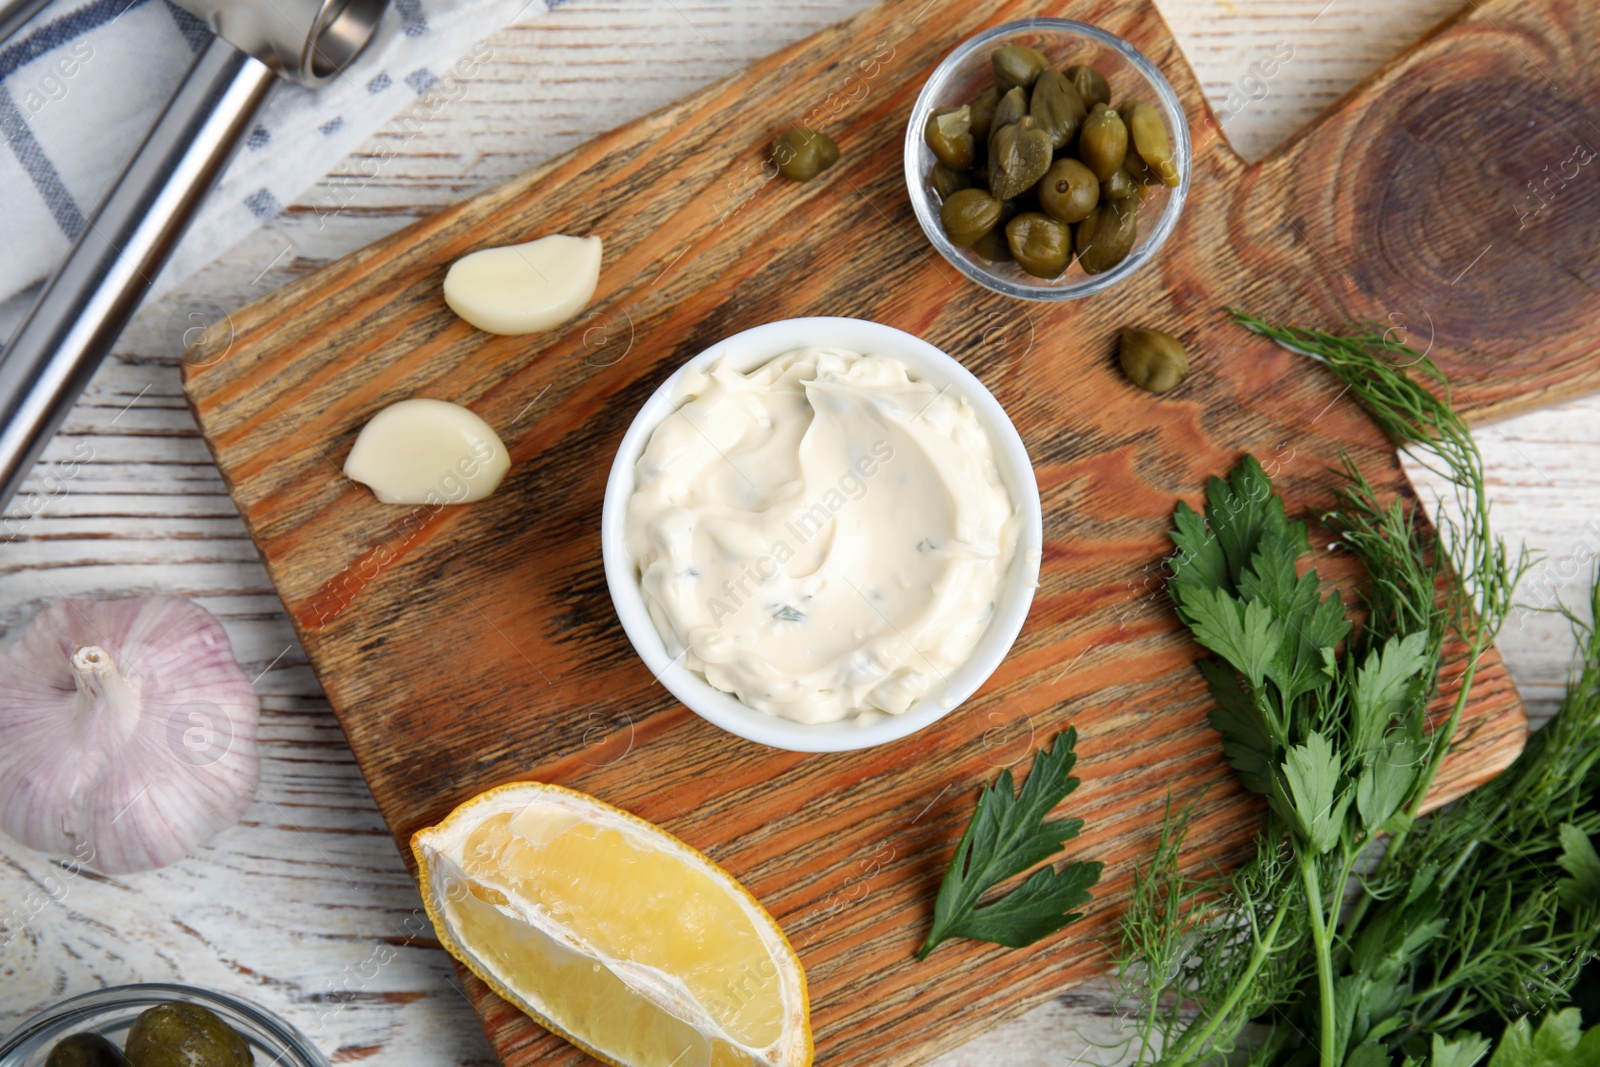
601 317 1043 752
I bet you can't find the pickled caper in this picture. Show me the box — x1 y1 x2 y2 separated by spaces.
1009 182 1041 215
1125 101 1180 187
992 45 1050 93
929 161 972 200
1078 103 1129 180
124 1003 251 1067
924 105 974 169
1064 64 1111 109
988 86 1028 151
1005 212 1073 278
1029 68 1086 151
968 86 1001 143
771 125 839 181
45 1034 128 1067
1119 327 1190 393
972 226 1013 263
1075 196 1140 274
988 115 1053 200
1123 150 1160 187
940 188 1004 248
1101 167 1137 201
1038 158 1098 224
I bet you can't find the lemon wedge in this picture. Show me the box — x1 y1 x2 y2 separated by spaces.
411 782 811 1067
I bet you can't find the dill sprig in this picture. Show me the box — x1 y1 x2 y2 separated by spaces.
1369 580 1600 1040
1228 313 1524 641
1117 802 1308 1067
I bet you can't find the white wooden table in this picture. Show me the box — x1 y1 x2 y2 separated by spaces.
3 1 1597 1062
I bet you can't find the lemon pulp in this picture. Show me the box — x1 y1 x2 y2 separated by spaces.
444 880 762 1066
461 807 784 1047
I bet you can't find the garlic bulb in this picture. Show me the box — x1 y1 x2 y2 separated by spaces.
0 596 260 874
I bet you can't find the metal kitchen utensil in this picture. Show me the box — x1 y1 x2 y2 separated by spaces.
0 0 51 45
0 0 387 510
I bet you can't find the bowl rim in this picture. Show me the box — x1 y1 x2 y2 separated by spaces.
600 317 1043 753
903 16 1194 301
0 982 328 1065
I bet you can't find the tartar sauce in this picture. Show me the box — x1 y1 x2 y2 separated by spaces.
624 347 1018 725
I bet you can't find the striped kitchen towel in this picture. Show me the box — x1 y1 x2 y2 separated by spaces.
0 0 544 337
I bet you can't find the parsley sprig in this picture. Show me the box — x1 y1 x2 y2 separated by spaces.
918 727 1104 959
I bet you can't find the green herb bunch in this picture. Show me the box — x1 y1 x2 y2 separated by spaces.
1117 317 1600 1067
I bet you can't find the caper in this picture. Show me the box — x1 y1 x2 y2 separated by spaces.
1008 183 1041 216
968 86 1001 143
1078 103 1129 180
992 45 1050 93
1064 64 1111 109
1125 101 1180 187
988 86 1028 153
972 226 1013 263
1123 150 1160 187
988 115 1053 200
1075 196 1140 274
1029 68 1086 151
940 188 1004 248
924 105 974 169
1005 212 1073 278
124 1003 252 1067
929 161 972 201
1119 327 1190 393
45 1034 128 1067
1038 158 1098 224
771 125 839 181
1101 166 1137 201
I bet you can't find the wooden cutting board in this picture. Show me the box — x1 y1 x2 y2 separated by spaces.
182 0 1600 1062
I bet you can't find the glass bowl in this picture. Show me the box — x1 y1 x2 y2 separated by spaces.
0 984 328 1067
904 17 1192 301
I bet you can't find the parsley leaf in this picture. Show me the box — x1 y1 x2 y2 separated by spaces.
1206 455 1300 587
1353 737 1419 835
917 727 1104 959
1272 730 1350 855
1198 658 1276 795
1169 500 1229 594
1483 1009 1597 1067
1428 1032 1493 1067
1349 631 1430 759
1175 585 1281 690
1555 823 1600 911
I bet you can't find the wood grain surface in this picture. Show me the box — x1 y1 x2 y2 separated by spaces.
172 0 1600 1062
5 1 1597 1066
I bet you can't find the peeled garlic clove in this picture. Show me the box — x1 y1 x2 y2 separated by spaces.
345 398 510 505
0 596 260 874
443 234 602 335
